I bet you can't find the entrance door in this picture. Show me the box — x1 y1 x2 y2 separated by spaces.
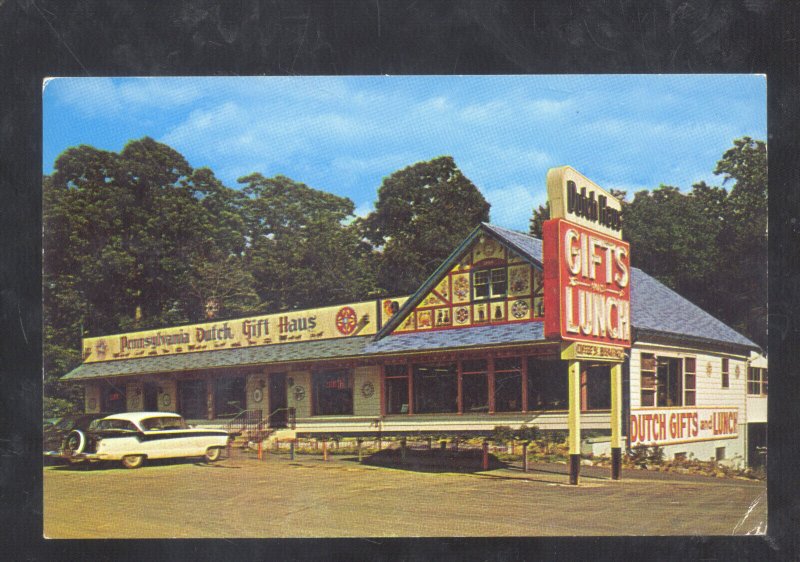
269 373 288 428
143 382 159 411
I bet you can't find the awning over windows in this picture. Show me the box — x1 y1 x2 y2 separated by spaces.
62 336 374 380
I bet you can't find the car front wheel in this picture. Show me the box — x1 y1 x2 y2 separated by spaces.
204 447 223 463
121 455 145 469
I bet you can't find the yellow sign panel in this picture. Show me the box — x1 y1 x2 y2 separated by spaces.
82 298 408 363
560 341 625 362
546 166 623 240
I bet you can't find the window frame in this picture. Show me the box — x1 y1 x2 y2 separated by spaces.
684 357 696 406
721 358 730 388
312 369 354 416
473 267 507 300
640 353 657 407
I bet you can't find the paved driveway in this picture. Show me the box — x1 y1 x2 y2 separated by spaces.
43 453 766 538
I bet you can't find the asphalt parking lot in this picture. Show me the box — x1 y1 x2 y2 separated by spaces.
43 452 766 538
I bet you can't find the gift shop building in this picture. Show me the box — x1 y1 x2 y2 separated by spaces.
62 167 766 479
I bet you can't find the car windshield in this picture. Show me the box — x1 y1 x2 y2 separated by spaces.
141 417 188 431
94 419 138 432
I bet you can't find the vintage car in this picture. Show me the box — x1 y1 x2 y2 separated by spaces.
49 412 232 469
43 412 111 455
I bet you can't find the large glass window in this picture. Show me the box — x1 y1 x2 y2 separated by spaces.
101 383 127 413
584 366 610 410
178 379 206 419
462 359 488 413
413 364 457 414
384 364 408 414
494 357 522 412
312 370 353 415
657 357 682 407
527 358 567 410
214 376 246 417
473 268 507 300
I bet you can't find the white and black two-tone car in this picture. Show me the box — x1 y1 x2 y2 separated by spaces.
49 412 232 469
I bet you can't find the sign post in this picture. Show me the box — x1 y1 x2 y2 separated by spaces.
543 166 630 484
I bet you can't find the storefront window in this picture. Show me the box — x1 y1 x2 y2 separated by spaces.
312 370 353 416
462 359 488 413
473 268 507 299
684 358 696 406
584 366 610 410
527 358 567 410
214 376 246 417
413 364 457 414
178 379 206 419
101 383 126 413
384 364 408 414
494 357 522 412
656 357 682 407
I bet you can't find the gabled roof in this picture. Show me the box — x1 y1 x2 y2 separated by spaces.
376 223 758 352
374 223 543 340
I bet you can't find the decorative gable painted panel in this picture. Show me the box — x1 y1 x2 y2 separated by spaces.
394 235 544 334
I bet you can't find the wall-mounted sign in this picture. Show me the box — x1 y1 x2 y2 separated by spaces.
546 166 623 240
81 298 408 363
629 406 739 447
543 218 631 347
560 341 625 362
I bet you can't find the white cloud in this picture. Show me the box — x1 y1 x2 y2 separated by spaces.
51 78 201 116
415 96 453 114
524 98 574 117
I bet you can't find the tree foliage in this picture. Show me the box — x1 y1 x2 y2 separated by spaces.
361 156 490 295
529 138 766 348
239 173 377 311
43 138 255 415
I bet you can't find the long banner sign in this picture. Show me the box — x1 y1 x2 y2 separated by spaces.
82 297 408 363
629 406 739 447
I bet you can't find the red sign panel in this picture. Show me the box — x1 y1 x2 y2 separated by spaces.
543 218 631 347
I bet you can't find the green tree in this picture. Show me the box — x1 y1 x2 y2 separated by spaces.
714 137 767 346
240 174 377 311
361 156 490 295
43 138 254 415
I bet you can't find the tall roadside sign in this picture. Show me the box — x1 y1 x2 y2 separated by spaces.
542 166 630 484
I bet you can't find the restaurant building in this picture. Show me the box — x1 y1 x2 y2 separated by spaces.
61 167 765 474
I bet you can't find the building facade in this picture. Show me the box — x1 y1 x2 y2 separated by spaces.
63 221 764 467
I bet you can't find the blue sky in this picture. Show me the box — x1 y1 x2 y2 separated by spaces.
43 75 765 231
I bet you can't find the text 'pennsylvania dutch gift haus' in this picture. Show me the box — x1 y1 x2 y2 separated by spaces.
62 167 768 478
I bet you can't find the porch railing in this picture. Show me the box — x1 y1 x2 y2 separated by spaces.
224 409 266 441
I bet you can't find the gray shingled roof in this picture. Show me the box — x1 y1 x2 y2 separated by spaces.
62 336 373 380
481 223 544 266
482 224 757 350
364 322 546 354
630 268 756 348
63 223 758 381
